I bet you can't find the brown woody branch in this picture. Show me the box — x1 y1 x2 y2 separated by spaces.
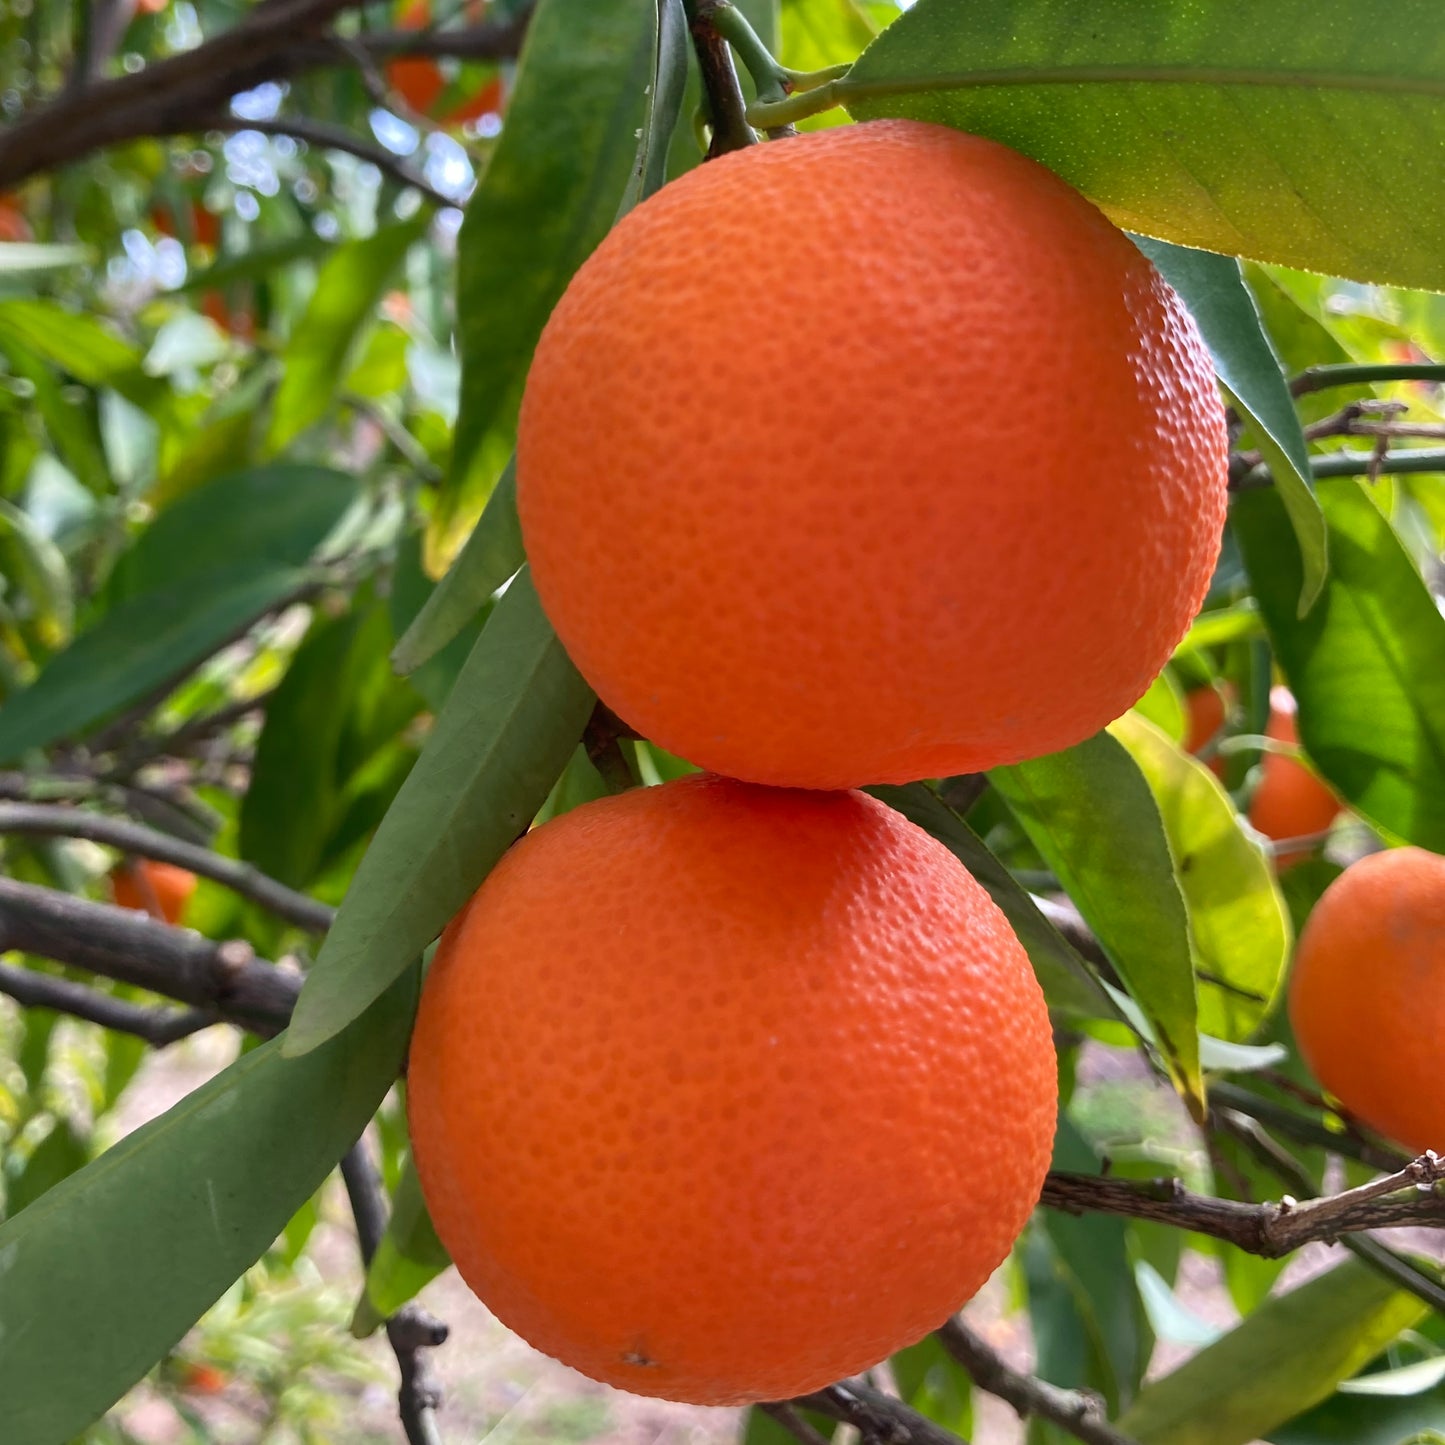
0 802 334 933
682 0 756 158
340 1142 449 1445
0 958 214 1045
1042 1153 1445 1256
790 1380 969 1445
935 1318 1136 1445
0 879 299 1032
0 0 530 190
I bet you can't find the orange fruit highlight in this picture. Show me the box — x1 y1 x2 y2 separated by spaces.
1289 846 1445 1152
409 773 1056 1404
1249 688 1342 866
111 859 197 925
519 119 1229 790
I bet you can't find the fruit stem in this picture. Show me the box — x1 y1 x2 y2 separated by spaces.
681 0 757 157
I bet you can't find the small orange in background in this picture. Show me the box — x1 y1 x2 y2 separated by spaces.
179 1362 229 1395
519 119 1229 790
1248 687 1343 865
111 859 197 925
408 773 1056 1405
1289 846 1445 1153
1182 683 1230 777
0 194 33 243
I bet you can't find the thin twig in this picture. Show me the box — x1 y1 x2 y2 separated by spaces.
682 0 756 157
935 1318 1137 1445
1290 362 1445 397
0 802 334 933
791 1380 969 1445
0 879 299 1033
1041 1156 1445 1257
1210 1081 1409 1174
0 960 214 1046
759 1402 834 1445
340 1142 449 1445
116 690 273 771
215 115 455 208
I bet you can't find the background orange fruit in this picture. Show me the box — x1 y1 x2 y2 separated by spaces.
111 859 197 924
1289 846 1445 1152
408 773 1056 1405
1249 687 1342 865
519 119 1229 790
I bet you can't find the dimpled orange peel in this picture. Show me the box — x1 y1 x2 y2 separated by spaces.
407 773 1057 1405
517 119 1230 789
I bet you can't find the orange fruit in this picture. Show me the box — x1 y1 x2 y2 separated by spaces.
1289 846 1445 1152
409 773 1056 1405
111 860 197 925
1248 688 1342 866
518 119 1229 790
1183 684 1226 756
445 75 503 126
0 195 32 243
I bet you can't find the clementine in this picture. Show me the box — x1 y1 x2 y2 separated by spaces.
1289 846 1445 1152
518 119 1229 790
111 859 197 925
408 773 1056 1405
1249 688 1342 865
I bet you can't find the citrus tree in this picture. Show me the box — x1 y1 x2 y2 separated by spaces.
2 2 1445 1444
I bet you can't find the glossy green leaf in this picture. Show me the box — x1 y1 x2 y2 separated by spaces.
842 0 1445 290
617 0 690 216
1233 479 1445 850
443 0 657 542
284 569 594 1055
1273 1375 1445 1444
0 567 305 764
870 782 1114 1020
1119 1259 1428 1445
993 733 1201 1108
108 464 355 604
241 602 421 889
0 972 416 1445
1109 712 1290 1042
1133 236 1325 614
392 458 521 676
354 1155 450 1333
267 217 427 452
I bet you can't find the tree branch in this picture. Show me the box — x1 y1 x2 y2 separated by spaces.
0 879 299 1033
0 959 214 1046
0 802 334 934
1041 1155 1445 1258
340 1142 449 1445
682 0 756 158
789 1380 970 1445
935 1318 1137 1445
0 2 530 190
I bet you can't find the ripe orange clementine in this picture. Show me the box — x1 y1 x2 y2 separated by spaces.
409 773 1056 1404
518 119 1229 790
111 859 197 924
1289 846 1445 1152
0 195 32 243
1249 688 1342 866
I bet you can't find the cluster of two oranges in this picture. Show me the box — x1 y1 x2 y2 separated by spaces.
408 121 1232 1404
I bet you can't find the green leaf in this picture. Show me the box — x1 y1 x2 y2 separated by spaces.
781 0 878 73
266 217 427 452
617 0 691 216
442 0 658 543
1273 1373 1445 1444
0 567 306 764
993 733 1201 1109
841 0 1445 290
869 782 1114 1020
0 499 73 650
3 1118 87 1219
0 971 416 1445
392 458 521 676
283 569 594 1056
354 1154 451 1333
108 464 355 604
241 602 420 889
891 1335 972 1435
1042 1115 1151 1410
1119 1259 1428 1445
0 299 167 412
1108 712 1290 1043
1132 237 1326 615
1233 479 1445 851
